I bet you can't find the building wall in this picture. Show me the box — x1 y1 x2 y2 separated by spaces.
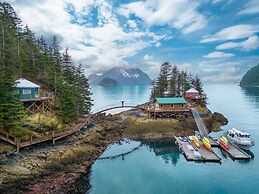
155 102 185 110
185 92 200 99
17 88 40 99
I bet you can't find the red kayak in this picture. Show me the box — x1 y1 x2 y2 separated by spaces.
220 140 229 150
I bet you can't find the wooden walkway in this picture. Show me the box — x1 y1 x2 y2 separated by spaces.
220 142 251 160
175 136 221 162
0 117 90 151
93 105 137 115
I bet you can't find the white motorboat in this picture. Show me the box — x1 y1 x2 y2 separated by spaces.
224 128 255 150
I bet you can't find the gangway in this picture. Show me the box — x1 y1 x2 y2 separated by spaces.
191 108 209 138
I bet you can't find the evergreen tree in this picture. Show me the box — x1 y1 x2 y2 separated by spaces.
0 3 92 130
151 62 204 100
169 65 178 96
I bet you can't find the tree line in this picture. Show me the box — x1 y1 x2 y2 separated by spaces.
151 62 204 100
0 2 92 131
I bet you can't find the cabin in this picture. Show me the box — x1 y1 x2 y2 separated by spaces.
14 78 53 114
15 78 40 100
185 88 201 100
155 97 187 111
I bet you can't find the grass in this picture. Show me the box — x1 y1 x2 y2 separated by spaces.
123 118 197 139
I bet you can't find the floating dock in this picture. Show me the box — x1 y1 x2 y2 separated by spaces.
175 136 221 162
219 142 251 160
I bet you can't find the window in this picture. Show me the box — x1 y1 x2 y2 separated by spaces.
23 89 31 95
35 88 39 94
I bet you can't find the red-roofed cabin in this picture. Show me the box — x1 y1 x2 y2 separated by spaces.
185 88 202 100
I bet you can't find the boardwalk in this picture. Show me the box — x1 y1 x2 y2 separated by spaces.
0 117 90 150
191 108 209 137
93 105 136 115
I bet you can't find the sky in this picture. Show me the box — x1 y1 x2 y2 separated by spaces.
6 0 259 83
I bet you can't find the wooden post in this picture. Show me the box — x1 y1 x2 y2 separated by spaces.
16 138 20 152
52 131 55 145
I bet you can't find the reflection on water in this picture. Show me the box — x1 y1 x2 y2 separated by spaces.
88 84 259 194
146 140 180 166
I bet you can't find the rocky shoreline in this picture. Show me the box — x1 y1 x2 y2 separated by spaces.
0 115 125 194
0 108 228 194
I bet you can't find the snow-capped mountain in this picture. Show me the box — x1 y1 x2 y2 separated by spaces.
88 67 152 86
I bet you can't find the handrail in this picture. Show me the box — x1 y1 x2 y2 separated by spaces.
93 105 137 115
0 117 90 149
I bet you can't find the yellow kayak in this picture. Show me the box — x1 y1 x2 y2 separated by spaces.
192 135 200 148
221 136 228 144
202 137 211 151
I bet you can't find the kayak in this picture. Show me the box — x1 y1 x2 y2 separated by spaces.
220 140 230 150
219 135 229 150
221 136 228 144
202 137 211 152
192 135 200 148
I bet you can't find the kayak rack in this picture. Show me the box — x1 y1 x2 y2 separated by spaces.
175 136 252 163
174 136 221 163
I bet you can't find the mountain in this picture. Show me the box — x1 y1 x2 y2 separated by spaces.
240 64 259 87
88 67 152 86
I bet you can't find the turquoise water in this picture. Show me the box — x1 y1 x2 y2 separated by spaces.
88 84 259 194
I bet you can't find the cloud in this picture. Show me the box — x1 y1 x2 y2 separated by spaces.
203 51 235 59
237 0 259 15
127 20 137 28
118 0 207 34
200 24 259 43
143 54 153 61
8 0 166 75
216 36 259 51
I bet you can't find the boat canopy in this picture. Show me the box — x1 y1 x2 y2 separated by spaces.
227 128 250 138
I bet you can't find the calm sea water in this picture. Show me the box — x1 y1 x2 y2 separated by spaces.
88 84 259 194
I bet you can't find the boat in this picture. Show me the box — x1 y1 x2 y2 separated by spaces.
192 135 200 148
202 137 211 152
219 136 229 150
224 128 255 150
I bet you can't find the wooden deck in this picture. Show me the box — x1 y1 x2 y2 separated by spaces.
19 96 53 102
220 142 251 160
0 116 90 150
175 136 221 162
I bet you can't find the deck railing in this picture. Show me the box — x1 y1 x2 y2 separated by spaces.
0 117 90 150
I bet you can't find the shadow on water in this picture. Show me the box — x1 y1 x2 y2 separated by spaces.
144 140 180 166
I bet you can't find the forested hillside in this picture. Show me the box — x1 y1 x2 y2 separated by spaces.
240 64 259 87
151 62 204 99
0 2 92 132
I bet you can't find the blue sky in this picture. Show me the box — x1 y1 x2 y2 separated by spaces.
7 0 259 82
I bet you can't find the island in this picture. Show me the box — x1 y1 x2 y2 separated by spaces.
240 64 259 87
0 3 229 193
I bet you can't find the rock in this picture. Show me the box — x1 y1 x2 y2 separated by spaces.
38 153 48 159
4 165 31 175
0 155 9 165
212 112 228 125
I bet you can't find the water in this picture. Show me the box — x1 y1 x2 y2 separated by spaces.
88 84 259 194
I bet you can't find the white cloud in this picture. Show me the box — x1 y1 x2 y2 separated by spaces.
237 0 259 15
8 0 166 75
216 36 259 51
200 24 259 43
144 54 153 61
127 20 137 28
204 51 235 58
118 0 207 34
211 0 224 4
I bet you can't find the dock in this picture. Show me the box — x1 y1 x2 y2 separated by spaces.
220 142 251 160
175 136 221 162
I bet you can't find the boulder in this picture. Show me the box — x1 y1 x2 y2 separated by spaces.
4 165 31 175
